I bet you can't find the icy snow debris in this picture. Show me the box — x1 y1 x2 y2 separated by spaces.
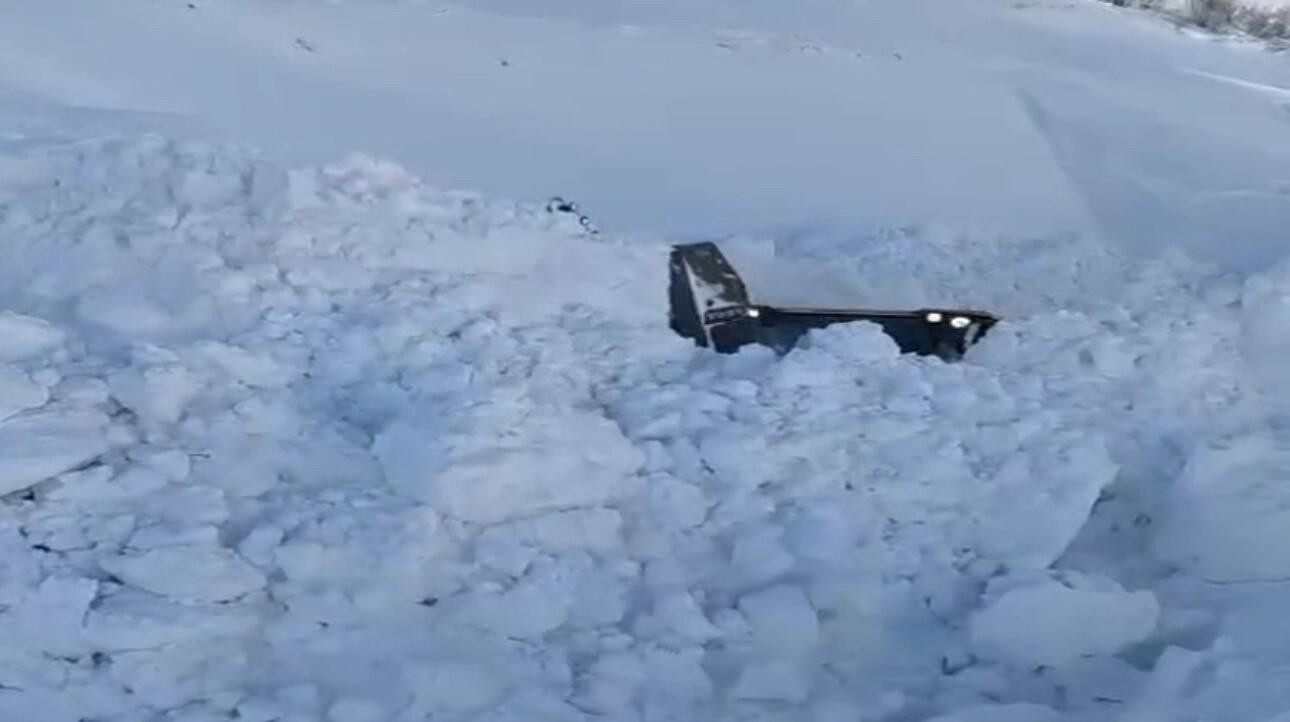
1116 645 1210 720
472 508 623 576
738 584 821 655
729 524 797 586
1241 259 1290 405
0 409 110 496
134 446 193 482
799 319 902 362
99 546 267 603
84 588 261 650
373 401 643 523
402 660 506 715
109 641 250 709
194 341 293 388
576 652 646 714
0 312 65 361
970 575 1160 667
0 128 1284 722
730 658 813 703
726 586 821 702
480 507 624 554
641 646 714 702
1153 433 1290 582
0 575 98 657
646 592 723 643
108 362 205 425
76 286 179 336
974 434 1119 570
442 557 594 639
0 365 51 421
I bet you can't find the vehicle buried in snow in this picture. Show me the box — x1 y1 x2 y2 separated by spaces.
667 242 998 361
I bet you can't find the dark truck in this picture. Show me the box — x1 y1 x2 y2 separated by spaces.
668 242 998 360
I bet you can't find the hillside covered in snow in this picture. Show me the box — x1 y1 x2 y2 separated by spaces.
1106 0 1290 41
1 1 1290 722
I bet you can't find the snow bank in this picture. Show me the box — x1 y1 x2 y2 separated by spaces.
970 574 1160 667
1 130 1287 721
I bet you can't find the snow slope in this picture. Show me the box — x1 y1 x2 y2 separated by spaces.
1 1 1290 721
2 0 1289 270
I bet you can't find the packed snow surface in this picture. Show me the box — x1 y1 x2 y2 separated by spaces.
1 1 1290 721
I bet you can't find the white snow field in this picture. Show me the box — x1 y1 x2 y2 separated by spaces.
4 0 1290 270
1 1 1290 722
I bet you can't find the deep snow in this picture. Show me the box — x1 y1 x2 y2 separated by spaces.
1 131 1288 722
1 1 1290 721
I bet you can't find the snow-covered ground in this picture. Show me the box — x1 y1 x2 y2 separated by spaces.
3 0 1290 270
1 1 1289 721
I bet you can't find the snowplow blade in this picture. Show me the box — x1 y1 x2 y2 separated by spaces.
668 242 998 360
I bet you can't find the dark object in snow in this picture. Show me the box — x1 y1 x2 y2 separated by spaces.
546 196 579 214
545 196 597 234
667 242 998 360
